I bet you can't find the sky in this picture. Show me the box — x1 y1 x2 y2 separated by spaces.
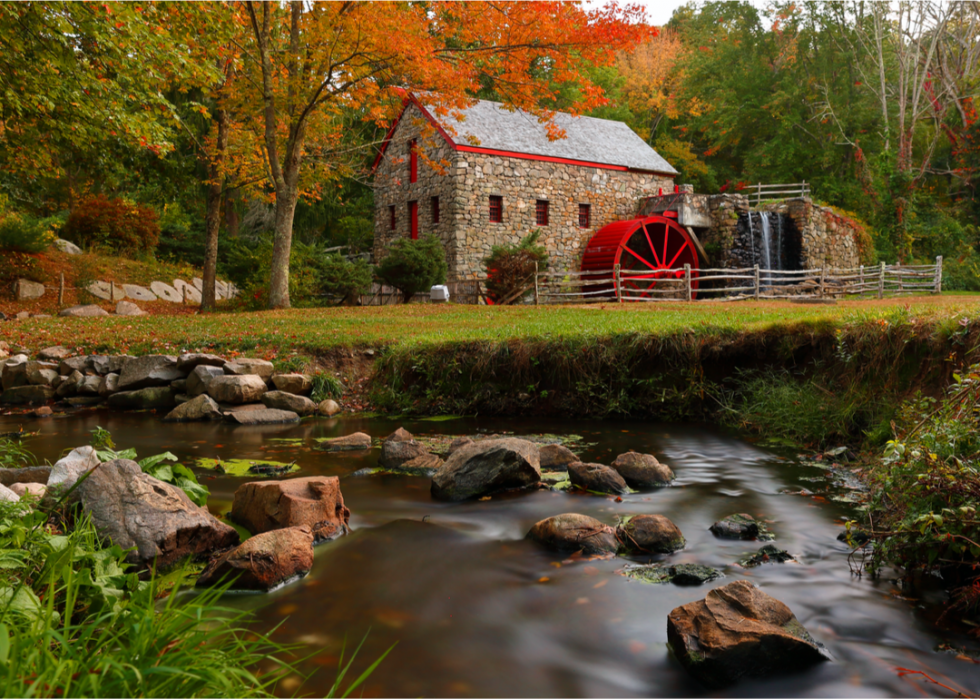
588 0 772 27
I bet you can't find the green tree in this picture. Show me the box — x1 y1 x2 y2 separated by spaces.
375 235 448 303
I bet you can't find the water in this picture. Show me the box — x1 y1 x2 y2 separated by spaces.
3 409 979 697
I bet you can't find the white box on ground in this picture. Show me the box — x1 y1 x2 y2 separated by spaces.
430 285 450 303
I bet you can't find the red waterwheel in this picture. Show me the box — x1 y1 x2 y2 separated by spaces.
579 215 700 301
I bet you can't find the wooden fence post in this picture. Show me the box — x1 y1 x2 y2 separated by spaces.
182 285 187 305
614 264 622 303
896 261 903 293
684 263 692 302
109 282 114 303
533 262 539 306
859 265 864 295
58 272 64 306
819 267 825 298
753 265 760 300
935 255 943 294
878 261 885 299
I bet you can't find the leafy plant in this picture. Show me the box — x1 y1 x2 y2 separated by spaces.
0 438 37 469
89 427 209 506
0 214 57 254
61 194 160 258
483 230 548 304
375 234 447 303
313 253 374 305
311 374 344 402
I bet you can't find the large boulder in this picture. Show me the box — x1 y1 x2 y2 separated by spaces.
53 238 82 255
385 427 413 443
318 432 372 451
98 373 119 397
617 514 685 554
261 390 316 416
117 354 181 391
230 476 350 542
208 374 267 404
107 386 176 410
14 279 44 301
37 346 72 361
46 446 100 494
431 438 541 501
59 305 109 317
379 439 428 469
197 526 314 592
223 408 300 425
610 451 674 488
666 580 828 688
0 466 51 488
115 300 146 316
223 358 275 380
55 370 82 398
76 459 239 568
58 356 89 375
176 353 226 372
76 375 101 396
539 443 579 471
526 513 620 554
163 394 222 422
26 361 59 386
187 364 225 396
0 385 54 405
317 399 340 416
10 482 46 499
710 513 765 540
0 484 20 503
271 374 312 395
567 462 630 495
1 354 29 390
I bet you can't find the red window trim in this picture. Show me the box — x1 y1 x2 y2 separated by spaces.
389 205 395 231
409 200 418 239
409 139 418 183
535 199 549 226
431 196 440 224
578 203 591 229
489 195 502 223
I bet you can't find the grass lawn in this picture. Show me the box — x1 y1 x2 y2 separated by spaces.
3 293 979 359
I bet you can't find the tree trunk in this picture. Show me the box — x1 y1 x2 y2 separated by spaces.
268 181 298 309
201 108 228 312
224 185 240 238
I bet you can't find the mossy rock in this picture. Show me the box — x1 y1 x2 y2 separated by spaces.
622 562 722 586
739 545 794 568
195 458 300 478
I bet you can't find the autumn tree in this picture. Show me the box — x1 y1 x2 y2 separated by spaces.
234 1 652 309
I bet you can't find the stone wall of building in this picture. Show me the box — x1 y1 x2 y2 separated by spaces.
373 103 675 278
763 198 866 269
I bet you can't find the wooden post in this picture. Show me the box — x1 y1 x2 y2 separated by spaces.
614 264 622 303
859 265 864 295
753 265 760 300
896 261 903 293
58 272 64 306
109 282 114 303
878 261 885 299
684 263 692 302
533 262 539 305
182 285 187 305
819 267 826 298
935 255 943 294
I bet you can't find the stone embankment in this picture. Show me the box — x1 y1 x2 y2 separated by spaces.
0 344 340 423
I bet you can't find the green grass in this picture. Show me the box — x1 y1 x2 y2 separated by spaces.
7 295 980 356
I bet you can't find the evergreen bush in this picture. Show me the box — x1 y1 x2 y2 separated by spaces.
483 230 548 304
375 235 448 303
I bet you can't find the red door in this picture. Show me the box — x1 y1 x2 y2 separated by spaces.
409 201 418 239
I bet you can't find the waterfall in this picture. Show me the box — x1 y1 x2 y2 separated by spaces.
759 213 772 285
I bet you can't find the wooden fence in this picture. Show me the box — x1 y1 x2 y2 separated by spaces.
533 257 943 304
745 181 810 207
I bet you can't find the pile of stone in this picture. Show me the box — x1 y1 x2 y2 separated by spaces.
0 446 350 593
0 347 342 422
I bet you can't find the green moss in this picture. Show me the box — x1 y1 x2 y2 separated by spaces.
195 458 300 477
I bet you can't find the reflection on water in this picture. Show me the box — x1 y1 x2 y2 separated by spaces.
3 409 979 697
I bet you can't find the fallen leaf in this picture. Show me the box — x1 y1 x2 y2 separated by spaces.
593 580 607 589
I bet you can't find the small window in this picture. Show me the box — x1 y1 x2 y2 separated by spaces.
489 195 503 223
389 205 396 231
535 199 549 226
409 200 418 240
578 203 591 229
431 196 440 224
409 139 417 183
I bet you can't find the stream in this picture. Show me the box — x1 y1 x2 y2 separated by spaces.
2 409 979 697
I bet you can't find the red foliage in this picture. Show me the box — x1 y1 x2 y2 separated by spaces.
62 195 160 258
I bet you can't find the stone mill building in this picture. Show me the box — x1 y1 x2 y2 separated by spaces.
372 95 678 279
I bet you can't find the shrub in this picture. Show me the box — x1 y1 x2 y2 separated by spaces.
313 253 374 305
62 194 160 257
156 202 208 267
311 373 345 402
375 235 447 303
483 230 548 304
0 213 58 254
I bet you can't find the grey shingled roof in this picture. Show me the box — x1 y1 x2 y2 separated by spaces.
435 99 678 175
